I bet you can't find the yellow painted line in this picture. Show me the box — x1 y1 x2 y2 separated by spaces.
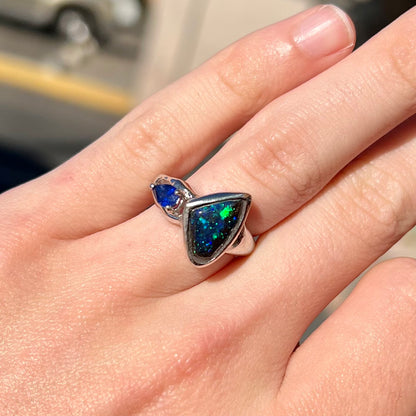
0 53 135 115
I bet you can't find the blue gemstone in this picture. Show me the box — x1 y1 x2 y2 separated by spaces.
153 184 180 207
189 200 242 258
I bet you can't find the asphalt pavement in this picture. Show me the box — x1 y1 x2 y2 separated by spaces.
0 17 140 88
0 18 140 168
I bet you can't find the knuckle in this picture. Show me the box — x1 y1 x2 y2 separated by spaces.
340 164 412 243
214 42 269 113
117 106 187 171
389 46 416 100
238 120 322 205
376 13 416 107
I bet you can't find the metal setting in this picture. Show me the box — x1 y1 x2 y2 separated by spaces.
150 175 254 267
150 175 195 221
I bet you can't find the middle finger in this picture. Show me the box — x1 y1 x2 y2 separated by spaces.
82 7 416 294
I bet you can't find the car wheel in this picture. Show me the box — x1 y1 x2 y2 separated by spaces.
55 8 95 43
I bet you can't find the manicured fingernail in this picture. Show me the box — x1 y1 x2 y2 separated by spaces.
294 5 355 58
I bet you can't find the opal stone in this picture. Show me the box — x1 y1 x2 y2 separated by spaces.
188 199 242 258
153 184 180 207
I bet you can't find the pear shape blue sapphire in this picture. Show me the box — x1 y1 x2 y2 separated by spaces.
153 184 180 207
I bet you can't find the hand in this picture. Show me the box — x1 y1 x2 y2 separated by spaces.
1 5 416 415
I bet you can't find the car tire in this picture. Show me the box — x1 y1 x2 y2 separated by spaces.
55 8 97 44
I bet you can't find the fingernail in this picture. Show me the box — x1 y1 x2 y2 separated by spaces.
294 5 355 58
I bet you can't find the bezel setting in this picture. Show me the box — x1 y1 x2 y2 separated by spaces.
182 193 251 267
151 175 253 267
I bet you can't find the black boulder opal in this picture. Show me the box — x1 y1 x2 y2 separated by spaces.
183 193 251 266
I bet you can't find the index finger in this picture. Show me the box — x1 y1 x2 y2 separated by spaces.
5 5 355 239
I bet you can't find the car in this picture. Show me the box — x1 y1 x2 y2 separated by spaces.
0 0 143 43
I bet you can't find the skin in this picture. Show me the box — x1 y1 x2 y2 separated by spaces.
0 4 416 415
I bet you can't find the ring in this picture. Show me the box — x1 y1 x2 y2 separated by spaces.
150 175 255 267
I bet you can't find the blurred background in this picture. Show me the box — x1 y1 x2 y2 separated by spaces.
0 0 414 333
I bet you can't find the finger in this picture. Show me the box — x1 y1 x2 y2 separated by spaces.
2 5 355 239
189 5 416 236
203 115 416 353
276 258 416 415
92 7 415 294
